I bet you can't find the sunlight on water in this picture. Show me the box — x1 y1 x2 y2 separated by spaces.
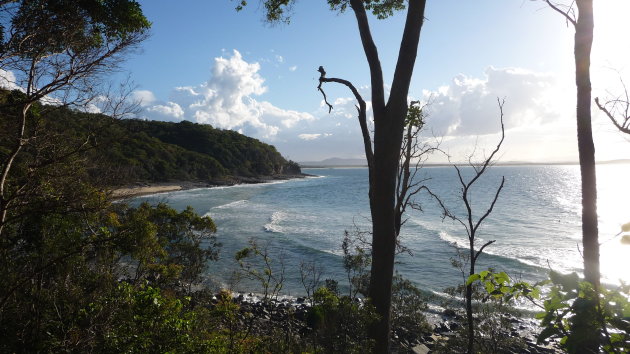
132 164 630 297
597 164 630 285
541 164 630 286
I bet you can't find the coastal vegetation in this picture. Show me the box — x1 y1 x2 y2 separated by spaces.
32 103 300 184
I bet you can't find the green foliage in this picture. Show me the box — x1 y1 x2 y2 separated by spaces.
0 189 220 351
200 290 264 353
328 0 406 19
308 286 378 353
535 272 630 353
468 269 630 353
342 229 371 297
235 238 284 302
115 202 220 292
391 273 432 341
91 282 206 353
466 270 542 304
4 0 150 57
33 108 295 184
234 0 408 23
439 264 530 353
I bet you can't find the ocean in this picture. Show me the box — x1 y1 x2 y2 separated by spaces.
130 164 630 300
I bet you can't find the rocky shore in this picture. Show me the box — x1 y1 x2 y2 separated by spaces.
203 292 561 354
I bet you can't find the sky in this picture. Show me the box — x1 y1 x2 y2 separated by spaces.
115 0 630 163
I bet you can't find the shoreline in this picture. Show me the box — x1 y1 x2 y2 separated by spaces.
204 290 561 354
110 173 313 200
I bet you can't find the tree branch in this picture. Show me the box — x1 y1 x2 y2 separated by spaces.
349 0 386 115
544 0 577 27
317 66 375 174
389 0 427 109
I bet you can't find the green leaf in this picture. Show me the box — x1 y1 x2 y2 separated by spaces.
495 271 509 284
466 273 481 286
485 281 495 294
490 289 503 296
480 270 490 280
550 271 579 291
610 332 625 344
531 287 541 299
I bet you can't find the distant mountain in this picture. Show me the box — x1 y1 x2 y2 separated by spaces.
299 157 367 167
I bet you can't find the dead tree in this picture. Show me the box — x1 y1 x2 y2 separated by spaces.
431 98 506 354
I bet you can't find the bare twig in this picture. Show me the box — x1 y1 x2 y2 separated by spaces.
595 78 630 135
543 0 577 27
317 66 375 189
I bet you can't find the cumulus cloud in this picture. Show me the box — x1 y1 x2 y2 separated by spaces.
298 133 332 141
132 90 157 107
422 67 572 136
136 50 314 139
0 69 20 91
289 65 297 72
147 102 185 121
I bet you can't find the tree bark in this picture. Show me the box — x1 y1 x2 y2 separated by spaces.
574 2 600 351
345 1 427 352
574 0 599 289
466 244 475 354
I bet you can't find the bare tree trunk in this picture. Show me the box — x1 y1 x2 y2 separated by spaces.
574 0 599 289
358 1 426 351
466 244 475 354
0 102 32 236
318 2 427 351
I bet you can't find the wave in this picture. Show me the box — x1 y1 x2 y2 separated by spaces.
213 199 249 210
264 211 287 233
436 230 562 274
212 179 297 191
438 231 469 249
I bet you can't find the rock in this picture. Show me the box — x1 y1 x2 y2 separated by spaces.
443 308 457 317
438 321 451 332
296 297 305 304
411 343 430 354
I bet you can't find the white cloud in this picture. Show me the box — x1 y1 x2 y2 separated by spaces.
0 69 20 91
147 102 185 121
138 50 315 139
275 55 284 63
289 65 297 72
132 90 157 107
298 133 332 141
422 67 572 137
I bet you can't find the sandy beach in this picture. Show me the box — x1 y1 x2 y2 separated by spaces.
111 185 183 199
110 174 312 200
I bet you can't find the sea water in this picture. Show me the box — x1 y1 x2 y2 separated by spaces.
130 164 630 299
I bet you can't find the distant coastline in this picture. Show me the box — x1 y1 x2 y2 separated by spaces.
300 158 630 169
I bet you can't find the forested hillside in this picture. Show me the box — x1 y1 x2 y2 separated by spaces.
1 94 300 186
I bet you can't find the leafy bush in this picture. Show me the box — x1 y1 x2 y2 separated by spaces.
308 286 378 353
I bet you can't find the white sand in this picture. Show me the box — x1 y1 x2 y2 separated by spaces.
112 185 182 198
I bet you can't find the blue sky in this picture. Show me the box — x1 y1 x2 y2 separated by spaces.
119 0 630 163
